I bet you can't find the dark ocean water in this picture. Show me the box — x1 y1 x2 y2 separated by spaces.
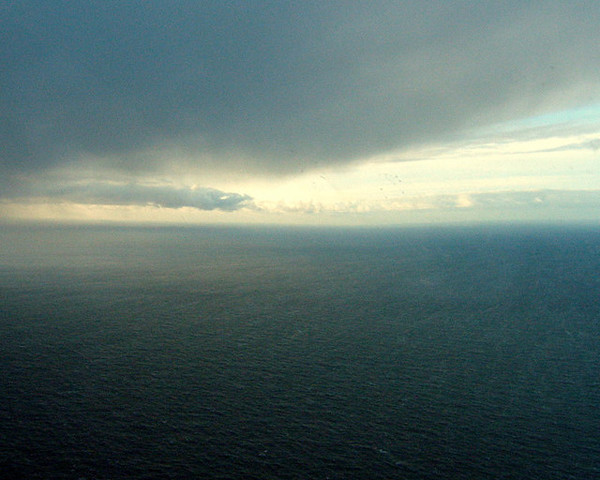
1 224 599 479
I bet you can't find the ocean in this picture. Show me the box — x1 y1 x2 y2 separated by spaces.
1 224 599 479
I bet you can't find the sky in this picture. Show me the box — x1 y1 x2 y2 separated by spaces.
1 1 600 226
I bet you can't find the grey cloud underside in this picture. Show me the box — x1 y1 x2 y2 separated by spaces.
2 1 600 179
13 182 252 211
533 138 600 154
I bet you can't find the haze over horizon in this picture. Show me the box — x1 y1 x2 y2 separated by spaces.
2 1 600 225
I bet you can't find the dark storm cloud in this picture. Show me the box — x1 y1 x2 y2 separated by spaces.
2 1 600 181
10 181 252 211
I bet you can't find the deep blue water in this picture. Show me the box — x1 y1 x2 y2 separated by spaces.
1 224 599 479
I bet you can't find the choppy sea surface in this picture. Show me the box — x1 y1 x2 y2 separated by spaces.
1 223 599 479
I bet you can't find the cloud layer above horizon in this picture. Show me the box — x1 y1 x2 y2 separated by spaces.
2 1 600 219
8 180 252 211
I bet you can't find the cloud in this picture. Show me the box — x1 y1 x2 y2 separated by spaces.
254 189 600 217
447 190 600 211
454 194 474 208
532 137 600 154
6 181 252 211
2 0 600 184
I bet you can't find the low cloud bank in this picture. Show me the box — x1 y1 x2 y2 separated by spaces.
7 181 252 211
